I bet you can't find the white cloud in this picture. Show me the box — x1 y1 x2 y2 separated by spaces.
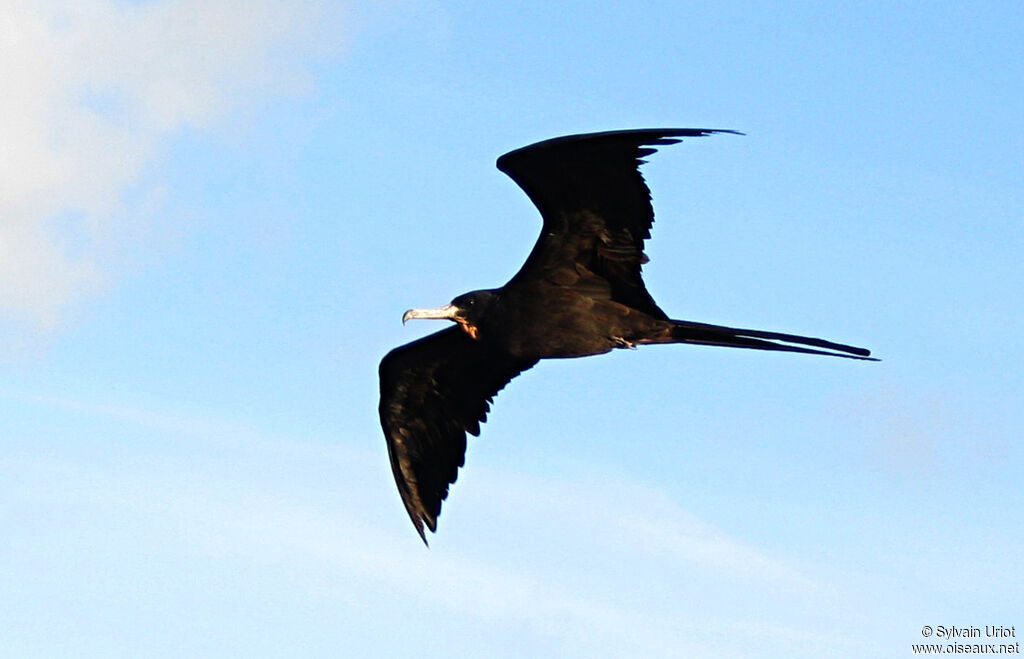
0 0 344 332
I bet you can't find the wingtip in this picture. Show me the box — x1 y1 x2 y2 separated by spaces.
643 128 745 142
408 512 431 546
691 128 745 137
497 127 746 168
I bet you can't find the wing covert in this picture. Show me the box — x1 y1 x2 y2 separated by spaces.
378 327 536 542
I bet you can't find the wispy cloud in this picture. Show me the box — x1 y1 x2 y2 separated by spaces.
1 387 265 444
615 510 817 589
469 466 817 589
3 450 824 658
15 378 817 591
0 0 344 333
3 388 841 656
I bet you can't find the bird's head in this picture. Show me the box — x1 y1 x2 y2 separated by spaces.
402 290 498 340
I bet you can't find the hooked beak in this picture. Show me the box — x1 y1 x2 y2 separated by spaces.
402 304 460 325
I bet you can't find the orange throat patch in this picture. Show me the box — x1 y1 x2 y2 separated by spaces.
455 318 480 340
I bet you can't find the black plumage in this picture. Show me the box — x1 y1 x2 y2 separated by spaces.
378 129 875 543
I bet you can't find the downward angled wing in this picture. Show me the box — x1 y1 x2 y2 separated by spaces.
497 128 741 318
379 327 537 542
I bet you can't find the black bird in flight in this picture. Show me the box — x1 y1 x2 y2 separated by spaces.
379 128 875 543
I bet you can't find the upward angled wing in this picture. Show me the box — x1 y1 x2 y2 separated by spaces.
497 128 741 318
379 327 537 543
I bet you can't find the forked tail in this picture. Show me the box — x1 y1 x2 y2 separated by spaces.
659 319 877 361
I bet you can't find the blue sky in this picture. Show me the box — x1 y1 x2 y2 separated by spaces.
2 1 1022 657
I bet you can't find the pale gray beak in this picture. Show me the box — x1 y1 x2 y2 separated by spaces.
402 304 460 325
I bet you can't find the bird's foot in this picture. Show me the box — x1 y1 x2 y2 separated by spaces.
613 336 637 349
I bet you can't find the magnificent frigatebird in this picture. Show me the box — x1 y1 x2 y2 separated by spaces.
379 128 875 542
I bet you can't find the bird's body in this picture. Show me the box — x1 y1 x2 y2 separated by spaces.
450 285 659 359
379 128 875 542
